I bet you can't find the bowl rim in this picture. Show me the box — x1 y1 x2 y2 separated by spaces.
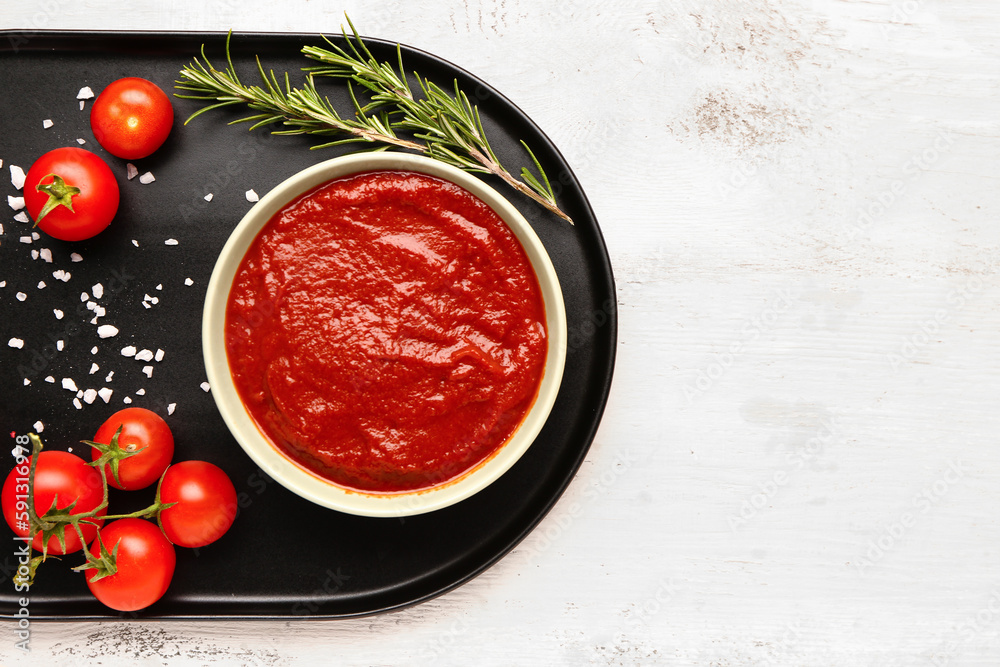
202 152 567 517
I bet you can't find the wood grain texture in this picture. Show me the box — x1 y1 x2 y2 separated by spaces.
2 0 999 665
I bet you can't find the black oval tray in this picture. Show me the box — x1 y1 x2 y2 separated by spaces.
0 30 616 619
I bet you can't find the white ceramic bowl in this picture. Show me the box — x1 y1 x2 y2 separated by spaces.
203 153 566 517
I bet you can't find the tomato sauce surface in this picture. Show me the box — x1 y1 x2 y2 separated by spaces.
225 170 548 493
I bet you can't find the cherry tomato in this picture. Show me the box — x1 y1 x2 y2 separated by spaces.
23 147 119 241
84 518 175 612
158 461 237 548
89 407 174 491
90 77 174 159
1 452 106 554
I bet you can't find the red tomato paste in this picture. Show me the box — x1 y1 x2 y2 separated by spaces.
225 171 548 493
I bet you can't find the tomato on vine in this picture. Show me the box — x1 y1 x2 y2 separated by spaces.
157 461 237 548
78 518 176 612
86 407 174 491
22 147 119 241
1 451 107 555
90 77 174 159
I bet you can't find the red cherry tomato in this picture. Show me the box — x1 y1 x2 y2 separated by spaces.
23 147 119 241
1 452 106 554
84 518 176 612
89 408 174 491
158 461 237 548
90 77 174 159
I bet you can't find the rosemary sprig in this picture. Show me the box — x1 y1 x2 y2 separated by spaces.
175 20 573 224
174 32 422 152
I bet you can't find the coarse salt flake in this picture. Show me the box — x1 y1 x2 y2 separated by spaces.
70 253 83 262
8 338 24 349
246 189 259 202
204 193 214 202
44 376 55 383
83 389 97 404
39 248 53 263
62 377 78 392
86 301 96 311
89 363 99 375
10 165 25 190
141 301 151 310
9 195 25 211
42 119 53 129
77 86 95 100
81 291 89 302
200 382 211 392
142 365 153 378
14 211 29 223
19 236 32 244
79 101 85 111
91 346 99 354
31 231 39 240
164 239 178 246
123 396 132 404
98 388 113 403
131 239 139 248
54 309 64 319
135 388 146 396
23 378 30 386
105 371 114 382
37 281 45 289
154 349 164 362
121 346 137 357
31 250 38 259
73 398 82 410
126 164 138 180
135 349 154 362
33 421 43 433
184 278 194 286
56 340 64 351
94 306 105 317
97 325 119 339
76 390 83 398
53 270 70 282
16 291 26 301
76 138 86 145
139 171 155 184
167 403 176 415
92 283 104 299
155 284 162 291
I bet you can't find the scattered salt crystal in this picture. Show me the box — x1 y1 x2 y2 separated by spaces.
138 172 155 184
80 292 89 302
76 390 83 398
184 278 194 286
23 378 30 386
126 163 138 180
167 403 176 415
105 371 114 382
44 376 54 383
91 346 98 354
33 421 43 433
0 281 5 287
131 239 139 247
13 211 29 223
135 388 146 396
86 301 96 311
19 236 31 244
77 86 94 100
98 388 113 403
143 294 153 301
200 382 211 392
142 365 153 378
94 305 105 317
73 398 82 410
245 189 259 202
76 138 86 145
89 316 98 324
15 291 26 301
10 165 25 190
141 301 151 310
79 101 85 111
155 284 162 291
121 345 137 357
70 252 83 262
135 349 154 362
54 309 64 319
53 270 70 282
89 363 99 374
92 283 104 299
31 232 39 240
9 195 25 210
42 119 53 129
7 338 24 349
62 378 78 392
123 396 132 404
164 239 178 246
37 281 46 289
97 325 119 338
56 340 64 351
39 248 53 263
150 297 159 304
82 389 97 404
204 193 214 202
154 349 164 362
31 250 37 260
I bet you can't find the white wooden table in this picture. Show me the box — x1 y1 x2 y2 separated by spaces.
3 1 999 664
